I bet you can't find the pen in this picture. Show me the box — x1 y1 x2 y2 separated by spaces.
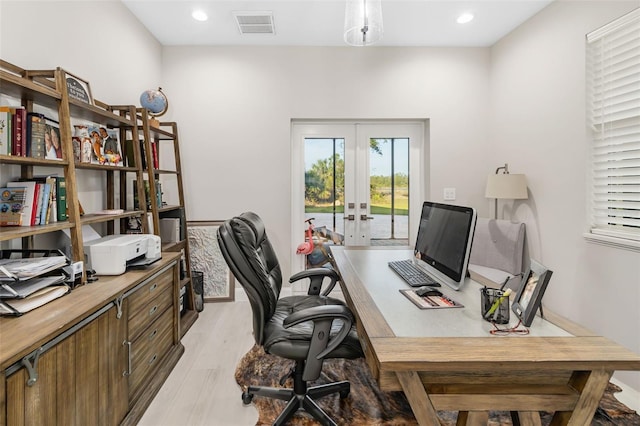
484 288 511 319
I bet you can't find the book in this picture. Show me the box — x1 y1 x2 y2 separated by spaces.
44 176 56 224
0 284 70 316
11 107 26 156
151 140 159 169
6 181 38 226
26 112 46 159
0 107 10 156
55 176 67 221
33 183 45 227
38 183 51 225
0 187 26 226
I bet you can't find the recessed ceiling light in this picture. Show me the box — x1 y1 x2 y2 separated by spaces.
192 10 208 22
457 13 474 24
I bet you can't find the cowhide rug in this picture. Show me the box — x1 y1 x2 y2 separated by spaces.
235 345 640 425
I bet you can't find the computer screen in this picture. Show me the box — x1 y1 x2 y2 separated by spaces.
413 201 477 290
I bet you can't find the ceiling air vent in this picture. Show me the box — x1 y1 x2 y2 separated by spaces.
233 12 275 35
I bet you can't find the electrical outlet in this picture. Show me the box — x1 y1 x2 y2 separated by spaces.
444 188 456 201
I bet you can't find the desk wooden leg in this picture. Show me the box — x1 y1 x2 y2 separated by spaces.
396 371 442 426
456 411 488 426
512 411 542 426
550 369 612 426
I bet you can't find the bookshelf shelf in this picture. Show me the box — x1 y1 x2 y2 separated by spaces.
0 221 74 241
79 210 144 226
0 155 69 167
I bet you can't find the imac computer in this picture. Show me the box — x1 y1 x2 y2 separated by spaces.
411 201 477 290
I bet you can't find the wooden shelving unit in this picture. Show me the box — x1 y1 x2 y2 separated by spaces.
0 58 196 424
0 62 147 275
136 108 198 337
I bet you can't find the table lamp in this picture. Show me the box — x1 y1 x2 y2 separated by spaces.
485 164 528 219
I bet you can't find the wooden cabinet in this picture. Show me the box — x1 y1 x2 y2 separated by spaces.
0 255 182 426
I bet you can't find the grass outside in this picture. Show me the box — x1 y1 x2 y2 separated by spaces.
306 198 408 216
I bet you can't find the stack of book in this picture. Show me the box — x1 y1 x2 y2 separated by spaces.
0 251 71 316
0 107 62 159
0 176 67 227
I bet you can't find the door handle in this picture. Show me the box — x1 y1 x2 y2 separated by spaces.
360 215 374 221
344 215 355 221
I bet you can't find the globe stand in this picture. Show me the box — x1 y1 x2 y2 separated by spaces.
149 117 160 128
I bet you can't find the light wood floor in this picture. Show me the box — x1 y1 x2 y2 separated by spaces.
138 293 259 426
140 290 640 426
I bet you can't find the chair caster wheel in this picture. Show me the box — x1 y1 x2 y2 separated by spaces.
339 389 350 399
242 391 254 405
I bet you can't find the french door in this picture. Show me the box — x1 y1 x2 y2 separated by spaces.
291 121 425 270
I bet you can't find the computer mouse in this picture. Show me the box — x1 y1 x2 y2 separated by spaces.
416 286 442 297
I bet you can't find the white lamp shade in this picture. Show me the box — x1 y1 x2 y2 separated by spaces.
485 174 528 199
344 0 383 46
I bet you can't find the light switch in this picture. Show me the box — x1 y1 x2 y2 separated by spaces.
444 188 456 201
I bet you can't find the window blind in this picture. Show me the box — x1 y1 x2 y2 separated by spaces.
587 8 640 242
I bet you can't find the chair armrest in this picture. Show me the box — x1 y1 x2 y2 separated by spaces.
289 268 339 296
283 304 354 381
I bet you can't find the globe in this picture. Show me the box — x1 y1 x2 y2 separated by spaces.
140 88 168 117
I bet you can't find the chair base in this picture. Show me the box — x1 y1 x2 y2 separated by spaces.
242 380 351 426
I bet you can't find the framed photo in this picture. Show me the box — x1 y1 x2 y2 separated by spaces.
187 221 235 302
512 259 553 327
44 118 63 160
87 125 123 166
62 70 93 105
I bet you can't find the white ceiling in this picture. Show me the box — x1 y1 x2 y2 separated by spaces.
122 0 554 47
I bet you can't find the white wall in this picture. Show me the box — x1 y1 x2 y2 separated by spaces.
490 0 640 390
162 46 492 277
0 0 161 106
0 0 162 220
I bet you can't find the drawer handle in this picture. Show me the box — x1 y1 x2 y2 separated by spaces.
148 329 158 341
148 354 158 366
149 283 158 293
149 305 158 316
123 340 132 377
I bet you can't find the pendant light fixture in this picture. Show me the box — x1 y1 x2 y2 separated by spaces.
344 0 383 46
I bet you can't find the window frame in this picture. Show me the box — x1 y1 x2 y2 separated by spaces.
585 8 640 252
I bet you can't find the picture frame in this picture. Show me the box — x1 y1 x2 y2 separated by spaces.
187 221 235 302
62 69 93 105
512 259 553 327
87 125 123 166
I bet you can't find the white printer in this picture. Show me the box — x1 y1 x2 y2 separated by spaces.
84 234 161 275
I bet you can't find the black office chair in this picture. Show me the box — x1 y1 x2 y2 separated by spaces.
217 212 363 426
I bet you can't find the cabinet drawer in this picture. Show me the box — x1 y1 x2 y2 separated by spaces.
128 273 174 340
129 307 174 399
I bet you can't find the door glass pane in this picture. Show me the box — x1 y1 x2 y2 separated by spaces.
370 138 409 245
304 137 345 233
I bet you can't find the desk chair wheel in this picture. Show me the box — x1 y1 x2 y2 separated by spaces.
242 391 254 405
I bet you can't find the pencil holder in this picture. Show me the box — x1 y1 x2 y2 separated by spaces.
480 287 510 324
